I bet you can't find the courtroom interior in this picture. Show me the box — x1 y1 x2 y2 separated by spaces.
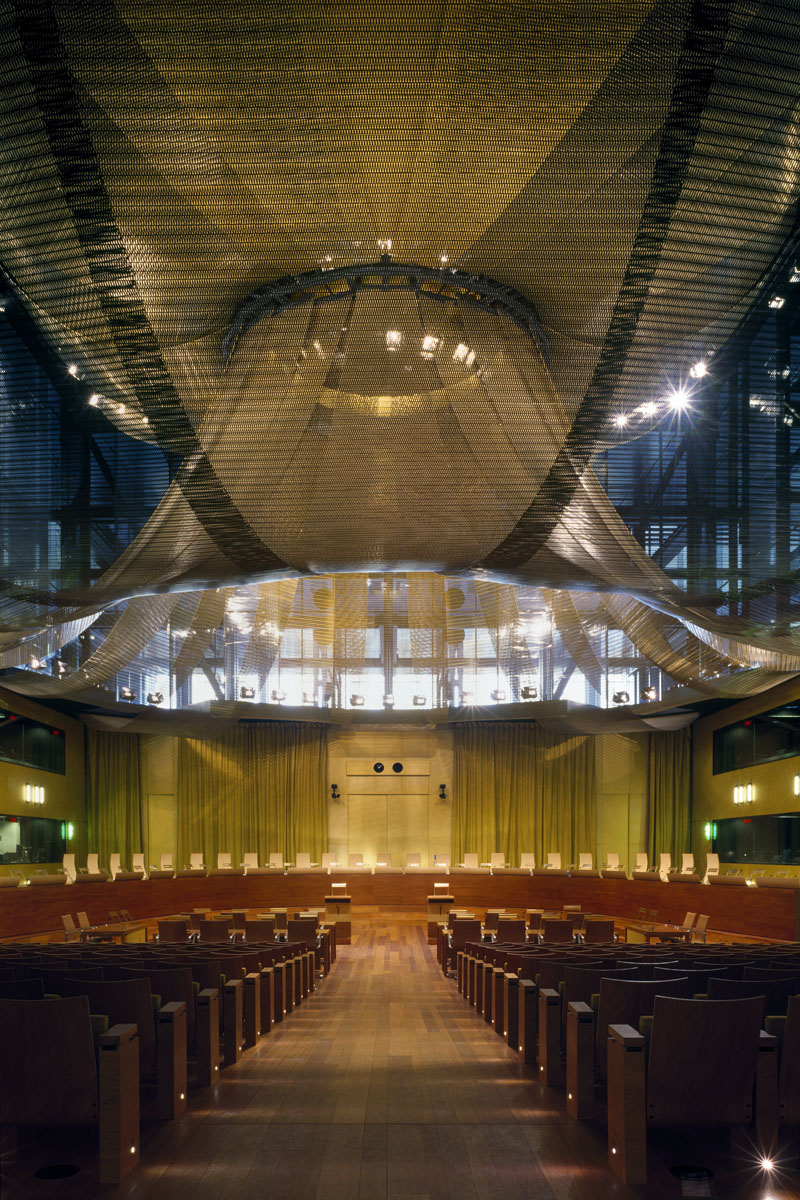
4 0 800 1196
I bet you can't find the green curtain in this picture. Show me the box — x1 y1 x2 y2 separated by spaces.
86 729 143 870
452 722 596 866
647 728 691 863
177 721 327 867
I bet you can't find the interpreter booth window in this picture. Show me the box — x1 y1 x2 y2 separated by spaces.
713 703 800 773
0 710 65 774
713 813 800 865
0 815 66 863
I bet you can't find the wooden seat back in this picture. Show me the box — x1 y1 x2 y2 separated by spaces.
596 975 692 1079
541 919 573 943
198 919 233 943
287 920 318 950
537 957 602 992
646 995 763 1126
776 993 800 1124
707 974 798 1015
108 964 196 1049
582 919 615 944
158 919 190 942
495 918 526 942
450 920 482 950
0 995 99 1126
53 975 157 1080
0 978 45 999
244 919 276 942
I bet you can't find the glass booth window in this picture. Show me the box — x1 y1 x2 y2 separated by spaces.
0 815 66 863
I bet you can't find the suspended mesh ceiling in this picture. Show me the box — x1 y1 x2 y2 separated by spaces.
2 0 800 720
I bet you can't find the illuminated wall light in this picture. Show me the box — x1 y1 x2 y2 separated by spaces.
24 783 44 805
747 782 753 803
704 822 712 840
794 773 799 797
733 785 739 805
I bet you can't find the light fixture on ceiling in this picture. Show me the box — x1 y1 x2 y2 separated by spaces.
453 343 470 363
28 657 46 670
638 400 658 417
612 690 630 705
271 689 286 704
302 691 315 705
378 238 392 254
642 685 658 701
421 335 441 357
55 661 67 675
462 690 475 704
768 295 785 309
439 254 448 265
240 685 255 700
121 686 137 701
147 692 164 705
67 363 79 377
491 689 506 703
613 413 629 428
383 694 395 709
385 330 403 350
689 359 708 379
350 693 365 707
412 694 427 707
88 393 100 406
520 685 538 700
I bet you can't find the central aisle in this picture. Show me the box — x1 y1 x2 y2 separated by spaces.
121 918 618 1199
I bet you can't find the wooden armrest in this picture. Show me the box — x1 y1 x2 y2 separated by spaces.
567 1000 593 1017
608 1023 643 1047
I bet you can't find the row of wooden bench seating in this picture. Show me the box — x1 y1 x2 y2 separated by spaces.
0 932 336 1185
450 938 800 1185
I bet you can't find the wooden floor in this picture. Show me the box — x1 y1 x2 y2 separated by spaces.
3 917 800 1199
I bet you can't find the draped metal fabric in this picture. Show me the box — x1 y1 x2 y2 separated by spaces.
647 728 692 862
86 728 143 869
1 1 800 713
176 721 328 868
452 721 596 867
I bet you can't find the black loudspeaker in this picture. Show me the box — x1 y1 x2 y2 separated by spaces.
392 762 403 773
373 762 385 773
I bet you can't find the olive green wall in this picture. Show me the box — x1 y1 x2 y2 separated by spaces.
0 686 87 877
692 676 800 877
595 732 649 872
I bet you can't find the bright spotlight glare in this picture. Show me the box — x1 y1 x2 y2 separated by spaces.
613 413 629 428
760 1156 774 1171
667 387 691 410
689 359 708 379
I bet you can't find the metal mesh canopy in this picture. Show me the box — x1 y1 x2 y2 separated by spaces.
2 0 800 717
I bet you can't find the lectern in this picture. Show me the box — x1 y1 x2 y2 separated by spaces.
427 890 455 942
324 886 351 944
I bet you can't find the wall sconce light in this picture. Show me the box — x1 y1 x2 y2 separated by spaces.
438 784 447 800
24 783 44 805
794 773 799 797
331 784 340 800
747 782 753 803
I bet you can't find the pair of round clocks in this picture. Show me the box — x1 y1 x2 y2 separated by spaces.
373 761 404 774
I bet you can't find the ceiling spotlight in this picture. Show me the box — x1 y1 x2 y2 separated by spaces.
462 690 475 704
666 387 691 410
302 691 315 705
55 660 68 675
613 413 629 427
612 690 630 705
642 685 658 701
768 295 785 309
521 685 538 700
689 359 708 379
146 692 164 705
28 657 46 670
121 686 137 701
439 254 448 265
639 401 658 417
385 330 403 350
271 689 286 703
350 693 365 707
491 689 506 703
453 343 470 363
239 685 255 700
421 335 441 357
383 694 395 708
67 364 79 377
378 238 392 254
88 393 100 406
412 694 427 707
